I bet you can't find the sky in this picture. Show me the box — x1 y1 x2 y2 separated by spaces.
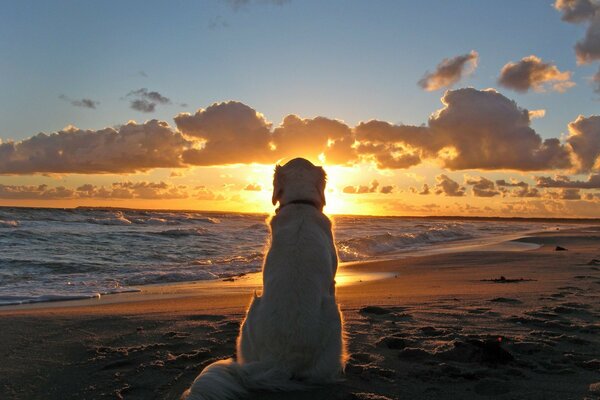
1 0 600 217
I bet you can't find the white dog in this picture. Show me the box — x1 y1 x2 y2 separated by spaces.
183 158 346 400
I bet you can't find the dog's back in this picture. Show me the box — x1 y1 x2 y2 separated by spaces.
237 203 343 382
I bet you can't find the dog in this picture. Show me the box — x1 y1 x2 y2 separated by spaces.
183 158 346 400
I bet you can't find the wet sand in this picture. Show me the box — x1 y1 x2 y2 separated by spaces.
1 227 600 399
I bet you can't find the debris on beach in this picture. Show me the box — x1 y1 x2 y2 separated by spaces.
555 246 568 251
481 276 536 283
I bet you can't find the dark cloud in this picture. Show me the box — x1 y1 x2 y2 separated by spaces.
380 185 394 194
0 120 190 174
418 51 478 91
555 0 598 23
498 55 574 93
465 176 500 197
127 88 171 113
495 179 541 198
554 1 600 63
566 115 600 171
535 173 600 188
575 16 600 63
495 179 529 188
175 101 273 166
58 95 99 109
434 174 465 196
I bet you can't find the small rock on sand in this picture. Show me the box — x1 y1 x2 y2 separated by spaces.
376 337 407 349
555 246 568 251
359 306 391 315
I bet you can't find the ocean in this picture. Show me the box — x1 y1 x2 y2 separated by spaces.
0 207 581 306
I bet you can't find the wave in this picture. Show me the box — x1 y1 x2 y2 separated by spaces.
157 228 211 237
0 219 18 228
86 212 132 225
0 288 140 306
123 270 219 286
336 228 473 261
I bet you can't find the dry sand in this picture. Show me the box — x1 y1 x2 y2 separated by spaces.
1 227 600 399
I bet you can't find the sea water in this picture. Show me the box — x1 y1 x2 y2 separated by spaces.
0 207 573 305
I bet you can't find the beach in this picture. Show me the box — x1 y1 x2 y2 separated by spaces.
1 226 600 399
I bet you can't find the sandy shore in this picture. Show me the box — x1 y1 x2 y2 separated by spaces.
1 227 600 399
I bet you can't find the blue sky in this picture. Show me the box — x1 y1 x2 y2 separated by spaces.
1 0 596 139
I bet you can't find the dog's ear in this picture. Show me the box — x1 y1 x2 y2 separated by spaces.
272 165 283 205
316 166 327 206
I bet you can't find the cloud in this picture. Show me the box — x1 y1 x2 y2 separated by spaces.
0 120 190 174
566 115 600 171
434 174 465 196
343 180 380 194
58 95 99 109
594 67 600 93
380 185 394 194
498 56 574 93
175 101 274 166
576 16 600 63
127 88 171 113
0 184 75 199
418 183 430 195
528 109 546 119
418 51 478 91
428 88 571 170
352 89 572 171
271 115 356 165
496 179 540 197
555 0 598 23
0 181 190 200
0 91 583 175
535 173 600 188
465 176 500 197
560 188 582 199
243 183 262 191
554 1 600 63
495 179 529 188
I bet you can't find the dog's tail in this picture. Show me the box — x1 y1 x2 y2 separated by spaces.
182 358 310 400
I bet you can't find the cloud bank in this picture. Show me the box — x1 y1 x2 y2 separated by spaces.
3 90 598 175
0 120 190 174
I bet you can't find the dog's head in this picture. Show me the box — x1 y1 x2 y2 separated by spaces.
272 158 327 210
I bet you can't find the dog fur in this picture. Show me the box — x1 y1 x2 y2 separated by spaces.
183 158 345 400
